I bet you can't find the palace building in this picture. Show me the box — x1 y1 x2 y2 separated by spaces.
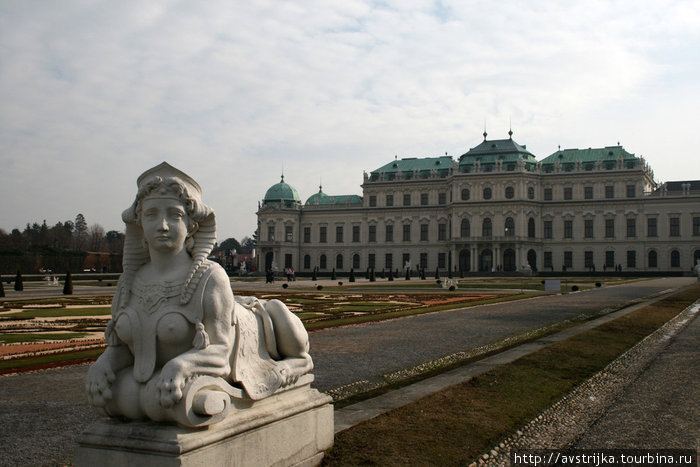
256 132 700 275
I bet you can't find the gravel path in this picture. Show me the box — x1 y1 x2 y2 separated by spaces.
475 301 700 466
0 277 693 466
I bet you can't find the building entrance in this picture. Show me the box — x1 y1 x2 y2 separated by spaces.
459 249 471 272
480 249 493 272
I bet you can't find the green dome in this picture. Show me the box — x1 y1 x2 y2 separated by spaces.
305 186 331 205
263 176 301 207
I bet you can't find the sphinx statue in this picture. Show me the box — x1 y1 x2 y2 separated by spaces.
86 162 313 427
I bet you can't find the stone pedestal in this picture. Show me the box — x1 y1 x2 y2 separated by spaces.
75 376 333 467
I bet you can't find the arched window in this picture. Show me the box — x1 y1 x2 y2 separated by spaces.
483 187 492 200
505 186 514 199
336 254 343 270
505 217 515 236
670 250 680 268
482 218 492 237
460 219 470 237
528 217 535 238
648 250 657 268
303 254 311 269
320 254 327 269
352 254 360 269
461 188 470 200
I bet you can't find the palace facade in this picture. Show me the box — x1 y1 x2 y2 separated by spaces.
256 132 700 275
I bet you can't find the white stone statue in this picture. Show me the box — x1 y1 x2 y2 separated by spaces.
694 259 700 280
86 162 313 427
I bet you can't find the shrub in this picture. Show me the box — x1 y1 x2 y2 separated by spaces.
338 281 343 286
595 282 602 287
14 270 23 291
316 285 323 291
449 285 456 291
571 285 579 292
282 283 288 289
63 271 73 295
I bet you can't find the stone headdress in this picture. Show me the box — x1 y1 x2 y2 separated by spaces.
116 162 216 308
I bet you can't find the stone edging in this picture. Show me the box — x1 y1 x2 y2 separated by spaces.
471 301 700 467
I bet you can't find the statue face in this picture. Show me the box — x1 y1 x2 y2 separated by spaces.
140 195 190 254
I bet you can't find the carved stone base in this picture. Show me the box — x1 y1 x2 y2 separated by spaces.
75 377 333 467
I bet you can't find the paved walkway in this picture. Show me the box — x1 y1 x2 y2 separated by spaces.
574 302 700 449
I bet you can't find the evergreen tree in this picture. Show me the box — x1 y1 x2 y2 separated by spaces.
63 271 73 295
312 267 317 281
405 268 410 280
369 268 376 282
435 267 440 280
14 270 23 291
0 275 4 298
331 268 336 280
387 268 393 281
349 268 355 282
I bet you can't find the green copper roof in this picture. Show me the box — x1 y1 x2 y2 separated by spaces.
305 187 362 206
263 176 301 207
458 135 537 173
369 156 453 181
540 145 639 172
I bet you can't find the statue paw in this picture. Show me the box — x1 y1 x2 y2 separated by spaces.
86 364 115 407
156 362 187 408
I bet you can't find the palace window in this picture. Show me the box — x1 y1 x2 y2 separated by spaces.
605 219 615 238
386 194 393 207
369 195 376 207
605 251 615 268
584 251 594 269
352 254 360 269
648 250 657 268
438 192 446 205
368 225 376 242
564 220 573 239
285 226 293 242
267 226 275 241
483 187 492 200
544 251 553 269
505 217 515 236
438 253 446 268
505 186 514 199
352 225 360 242
626 218 636 238
368 253 375 269
627 250 636 268
438 223 447 240
319 226 327 243
669 217 680 237
544 220 552 239
544 188 552 201
694 217 700 236
605 185 614 199
461 219 470 238
421 193 429 205
420 253 428 269
482 218 492 238
420 223 429 241
647 217 657 237
403 224 411 241
303 255 311 269
564 187 573 200
385 253 393 269
403 194 411 206
320 254 327 269
584 219 594 238
626 184 636 198
528 218 535 238
564 251 573 269
335 225 343 243
461 188 470 200
528 187 535 199
336 254 343 270
584 186 593 199
385 224 393 242
303 226 311 243
670 249 680 267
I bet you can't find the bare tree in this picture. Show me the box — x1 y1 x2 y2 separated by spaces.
88 224 107 251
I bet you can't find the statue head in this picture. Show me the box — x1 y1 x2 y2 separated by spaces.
118 162 216 305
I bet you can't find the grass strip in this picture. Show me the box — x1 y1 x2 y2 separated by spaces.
324 285 700 466
0 347 105 372
2 307 111 318
0 332 89 343
306 293 537 330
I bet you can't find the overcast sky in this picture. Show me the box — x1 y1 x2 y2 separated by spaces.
2 1 699 241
